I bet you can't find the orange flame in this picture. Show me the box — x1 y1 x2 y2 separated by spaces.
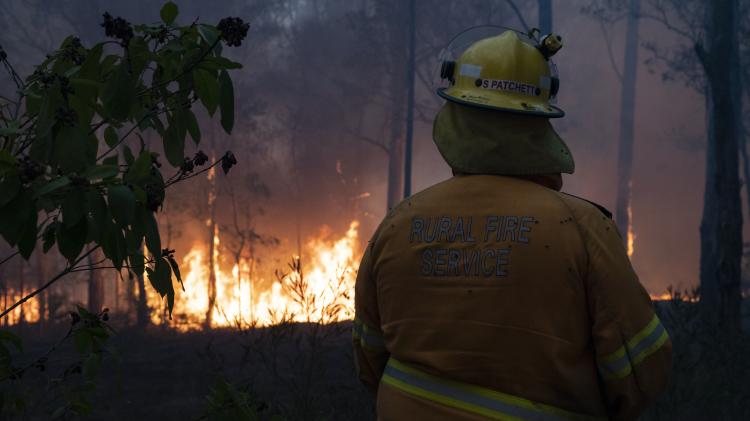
1 290 41 325
626 203 635 258
149 221 360 330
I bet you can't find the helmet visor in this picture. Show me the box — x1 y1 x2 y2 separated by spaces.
434 25 538 92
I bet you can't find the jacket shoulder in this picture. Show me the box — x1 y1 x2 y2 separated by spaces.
556 192 613 219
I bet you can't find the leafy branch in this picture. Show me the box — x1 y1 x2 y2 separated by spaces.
0 2 248 320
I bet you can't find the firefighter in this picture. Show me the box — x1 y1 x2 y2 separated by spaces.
353 28 672 420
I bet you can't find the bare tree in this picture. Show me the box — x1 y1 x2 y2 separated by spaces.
639 0 744 330
696 0 743 331
584 0 642 255
538 0 552 33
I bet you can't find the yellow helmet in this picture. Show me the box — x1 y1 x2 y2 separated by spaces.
437 28 564 118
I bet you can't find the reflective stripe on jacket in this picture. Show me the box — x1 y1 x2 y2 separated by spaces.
353 175 672 420
382 358 606 421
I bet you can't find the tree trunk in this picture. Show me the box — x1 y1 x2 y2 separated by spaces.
18 260 25 326
0 260 5 327
205 172 218 329
698 0 742 332
35 254 47 328
614 0 641 254
87 249 104 314
384 0 407 209
403 0 416 199
538 0 552 34
136 273 149 327
387 110 405 209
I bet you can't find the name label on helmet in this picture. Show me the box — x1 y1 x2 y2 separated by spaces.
480 79 539 96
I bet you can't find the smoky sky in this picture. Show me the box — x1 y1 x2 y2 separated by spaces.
1 0 742 295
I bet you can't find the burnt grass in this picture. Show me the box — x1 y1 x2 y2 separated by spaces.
10 299 750 420
14 320 374 420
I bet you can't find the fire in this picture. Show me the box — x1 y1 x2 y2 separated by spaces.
626 203 635 258
148 221 361 330
0 290 40 325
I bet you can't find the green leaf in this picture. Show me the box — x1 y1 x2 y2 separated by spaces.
108 185 135 228
167 255 184 291
62 189 87 227
43 222 57 252
103 155 119 168
57 217 87 263
81 43 104 77
133 186 147 204
73 330 92 353
123 145 135 166
164 39 186 52
87 190 109 230
86 188 108 244
163 122 185 167
160 2 179 24
201 56 243 70
104 126 119 148
0 150 16 175
0 192 34 246
129 252 145 278
124 151 152 184
101 221 126 271
219 70 234 134
18 210 38 259
86 213 101 243
150 114 166 136
102 62 136 120
185 109 201 144
0 175 20 207
197 24 219 46
0 331 22 352
69 77 104 91
167 289 175 318
193 68 219 116
147 257 172 296
125 227 143 255
53 126 92 173
144 169 165 210
83 353 101 379
144 209 161 256
35 176 70 197
83 165 118 180
35 80 64 139
127 37 151 76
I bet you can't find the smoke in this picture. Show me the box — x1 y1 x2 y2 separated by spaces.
1 0 742 313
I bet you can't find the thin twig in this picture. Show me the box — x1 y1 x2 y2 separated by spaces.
95 114 150 161
504 0 531 33
137 38 221 97
165 159 222 187
0 326 73 382
599 20 624 82
0 247 98 319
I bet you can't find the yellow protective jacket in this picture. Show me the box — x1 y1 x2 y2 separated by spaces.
353 175 671 421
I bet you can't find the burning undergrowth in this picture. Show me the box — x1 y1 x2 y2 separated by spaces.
147 221 360 330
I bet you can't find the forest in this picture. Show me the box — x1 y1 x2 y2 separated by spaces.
0 0 748 419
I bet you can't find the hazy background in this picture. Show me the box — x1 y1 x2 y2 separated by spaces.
0 0 743 307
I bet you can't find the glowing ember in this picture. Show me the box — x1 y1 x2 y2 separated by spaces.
649 293 672 301
148 221 361 330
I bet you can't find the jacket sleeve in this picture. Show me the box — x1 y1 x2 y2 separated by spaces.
579 208 672 420
353 236 389 394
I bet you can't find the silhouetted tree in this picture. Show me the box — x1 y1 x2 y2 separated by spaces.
640 0 744 331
